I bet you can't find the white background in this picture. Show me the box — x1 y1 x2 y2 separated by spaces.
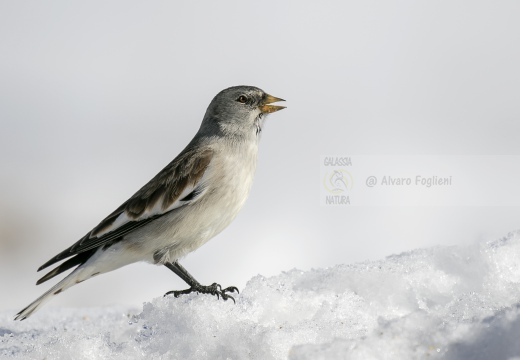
1 1 519 312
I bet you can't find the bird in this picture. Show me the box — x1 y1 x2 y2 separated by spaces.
15 85 285 320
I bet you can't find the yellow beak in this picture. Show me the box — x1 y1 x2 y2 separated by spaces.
259 94 286 114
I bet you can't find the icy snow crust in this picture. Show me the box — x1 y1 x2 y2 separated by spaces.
2 232 520 359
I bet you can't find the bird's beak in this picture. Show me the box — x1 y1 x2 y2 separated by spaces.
259 94 286 114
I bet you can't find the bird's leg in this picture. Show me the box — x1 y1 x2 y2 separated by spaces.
163 261 239 303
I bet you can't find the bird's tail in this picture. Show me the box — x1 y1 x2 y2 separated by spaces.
16 242 139 320
15 267 85 321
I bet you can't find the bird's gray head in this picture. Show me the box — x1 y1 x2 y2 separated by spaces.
200 86 285 139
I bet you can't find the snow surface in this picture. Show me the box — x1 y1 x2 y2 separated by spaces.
2 231 520 359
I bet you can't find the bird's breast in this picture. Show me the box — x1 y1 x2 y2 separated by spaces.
203 140 259 226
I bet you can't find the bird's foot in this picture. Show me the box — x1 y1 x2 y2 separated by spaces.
164 283 239 303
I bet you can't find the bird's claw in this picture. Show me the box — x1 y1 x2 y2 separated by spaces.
164 283 239 303
219 285 239 303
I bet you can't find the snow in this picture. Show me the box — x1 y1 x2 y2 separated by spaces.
2 231 520 359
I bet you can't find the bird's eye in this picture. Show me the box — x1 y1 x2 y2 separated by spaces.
237 95 248 104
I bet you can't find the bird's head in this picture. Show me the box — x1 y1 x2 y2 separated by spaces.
201 85 285 139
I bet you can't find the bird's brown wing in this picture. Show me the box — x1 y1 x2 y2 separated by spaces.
38 147 213 273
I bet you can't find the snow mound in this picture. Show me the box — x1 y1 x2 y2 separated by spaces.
2 232 520 359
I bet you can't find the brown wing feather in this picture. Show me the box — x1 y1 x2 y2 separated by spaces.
124 147 212 218
37 146 213 273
